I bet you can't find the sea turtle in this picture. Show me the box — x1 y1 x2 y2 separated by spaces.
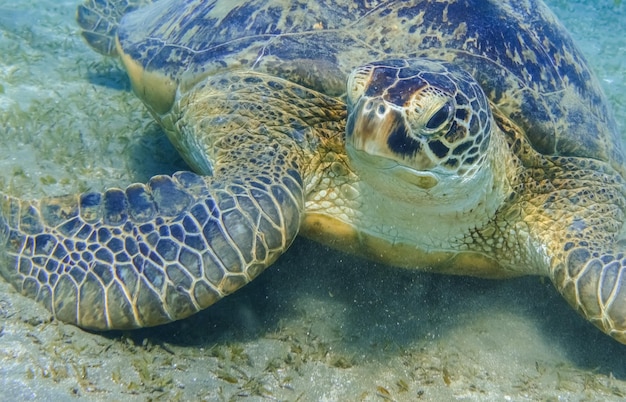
1 0 625 344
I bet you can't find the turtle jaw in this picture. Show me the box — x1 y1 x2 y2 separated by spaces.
346 130 513 251
346 147 440 190
346 143 492 212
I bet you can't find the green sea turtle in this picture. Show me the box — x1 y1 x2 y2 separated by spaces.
1 0 626 344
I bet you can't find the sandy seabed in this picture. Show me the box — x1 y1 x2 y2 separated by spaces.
1 1 626 400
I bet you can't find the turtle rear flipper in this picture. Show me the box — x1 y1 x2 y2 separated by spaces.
76 0 154 56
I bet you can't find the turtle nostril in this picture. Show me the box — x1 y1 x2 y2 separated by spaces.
376 104 386 116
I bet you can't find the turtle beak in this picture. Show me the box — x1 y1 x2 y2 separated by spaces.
347 97 417 157
346 95 436 172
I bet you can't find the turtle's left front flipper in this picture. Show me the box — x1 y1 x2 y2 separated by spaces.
554 247 626 343
541 158 626 344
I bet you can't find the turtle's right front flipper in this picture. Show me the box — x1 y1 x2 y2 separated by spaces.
0 169 303 330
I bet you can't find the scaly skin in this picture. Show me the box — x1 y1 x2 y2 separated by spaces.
504 125 626 342
0 73 346 329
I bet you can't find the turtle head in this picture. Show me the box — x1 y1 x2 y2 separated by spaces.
346 59 493 193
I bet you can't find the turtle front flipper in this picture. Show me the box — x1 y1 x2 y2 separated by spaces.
529 157 626 343
555 247 626 343
76 0 154 56
0 68 345 330
0 168 303 330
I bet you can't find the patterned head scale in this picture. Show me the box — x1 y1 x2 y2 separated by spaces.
346 59 492 184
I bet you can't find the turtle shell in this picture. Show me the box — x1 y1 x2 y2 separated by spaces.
116 0 624 172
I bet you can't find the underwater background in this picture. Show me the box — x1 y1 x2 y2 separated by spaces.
0 0 625 400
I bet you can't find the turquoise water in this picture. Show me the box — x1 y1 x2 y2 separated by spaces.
0 1 625 400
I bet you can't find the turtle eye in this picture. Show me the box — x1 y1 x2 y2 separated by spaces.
425 102 453 131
